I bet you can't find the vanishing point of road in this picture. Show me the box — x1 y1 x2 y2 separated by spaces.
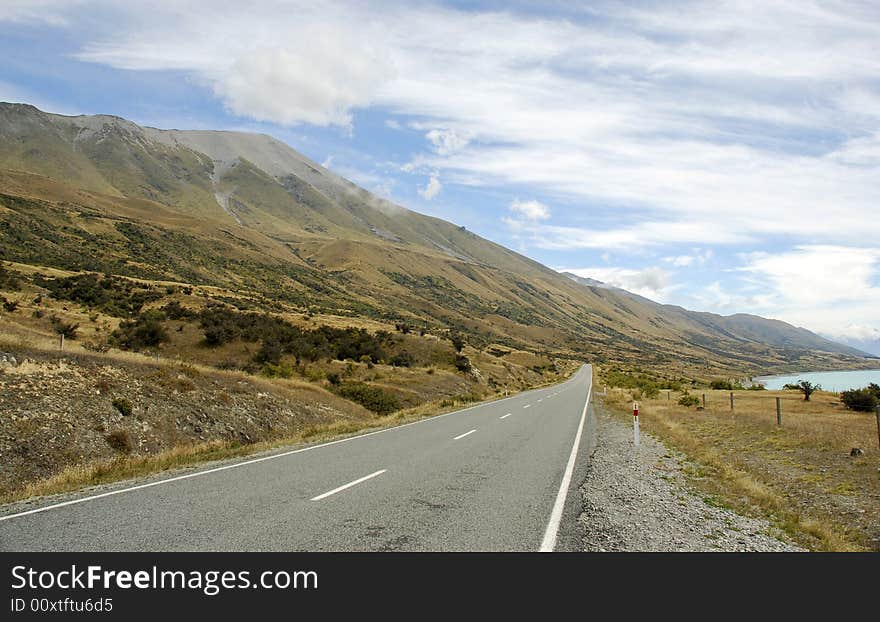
0 365 595 552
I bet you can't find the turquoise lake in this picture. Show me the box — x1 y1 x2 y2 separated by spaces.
757 369 880 392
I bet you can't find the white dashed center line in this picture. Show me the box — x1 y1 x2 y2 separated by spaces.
523 404 531 409
311 469 387 501
500 413 512 419
453 429 477 440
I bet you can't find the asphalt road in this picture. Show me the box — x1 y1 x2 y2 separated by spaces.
0 365 595 552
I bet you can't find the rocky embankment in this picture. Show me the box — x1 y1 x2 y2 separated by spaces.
0 350 367 496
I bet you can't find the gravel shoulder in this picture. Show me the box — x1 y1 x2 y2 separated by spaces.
579 400 804 552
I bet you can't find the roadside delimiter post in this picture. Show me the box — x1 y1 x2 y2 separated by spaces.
776 397 782 426
633 401 640 447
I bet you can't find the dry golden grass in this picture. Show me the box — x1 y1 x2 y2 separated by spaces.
601 382 879 551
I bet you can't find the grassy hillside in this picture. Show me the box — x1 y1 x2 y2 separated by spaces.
1 102 875 381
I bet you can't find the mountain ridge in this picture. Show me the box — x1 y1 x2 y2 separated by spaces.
0 101 872 375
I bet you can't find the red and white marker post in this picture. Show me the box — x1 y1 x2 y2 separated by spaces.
633 401 640 447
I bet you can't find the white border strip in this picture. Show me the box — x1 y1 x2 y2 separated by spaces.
539 370 592 552
0 369 583 523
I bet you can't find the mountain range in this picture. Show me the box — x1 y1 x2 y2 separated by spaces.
0 102 872 376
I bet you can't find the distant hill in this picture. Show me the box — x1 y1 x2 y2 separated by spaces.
562 272 871 359
0 102 872 375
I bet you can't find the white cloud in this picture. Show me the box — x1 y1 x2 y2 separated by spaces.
694 245 880 337
0 0 84 25
563 266 675 302
666 255 694 267
385 119 401 130
508 199 550 221
424 127 470 155
61 2 880 247
738 245 880 306
76 3 396 128
664 249 713 267
418 173 442 200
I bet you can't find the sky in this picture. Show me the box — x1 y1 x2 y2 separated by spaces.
1 0 879 351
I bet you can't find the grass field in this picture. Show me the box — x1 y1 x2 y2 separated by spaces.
600 376 880 551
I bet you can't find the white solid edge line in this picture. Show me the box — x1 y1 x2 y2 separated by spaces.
310 469 387 501
453 429 477 440
539 370 592 552
499 413 512 419
0 365 588 523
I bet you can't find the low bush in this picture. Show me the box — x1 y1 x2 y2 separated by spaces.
840 387 879 412
34 273 162 318
334 382 400 415
0 263 21 290
710 379 744 390
454 354 472 372
390 352 413 367
678 393 701 407
50 316 79 339
110 310 169 350
105 429 134 453
112 398 133 417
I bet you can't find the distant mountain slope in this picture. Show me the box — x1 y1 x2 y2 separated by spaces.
562 272 871 359
0 102 872 375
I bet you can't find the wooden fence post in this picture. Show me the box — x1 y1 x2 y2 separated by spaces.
702 393 706 408
730 391 734 413
59 333 64 351
875 405 880 449
776 397 782 426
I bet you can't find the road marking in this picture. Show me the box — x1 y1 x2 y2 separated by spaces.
0 367 587 523
523 404 531 409
500 413 512 419
537 398 543 402
310 469 387 501
453 429 477 440
539 374 593 553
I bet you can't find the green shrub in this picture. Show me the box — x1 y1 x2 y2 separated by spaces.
390 352 414 367
110 310 169 350
261 363 294 379
50 316 79 339
0 263 21 290
334 382 400 415
2 298 18 313
254 339 283 365
450 332 465 353
710 379 744 390
34 273 162 317
454 354 472 372
747 384 767 391
112 398 133 417
678 393 701 407
161 300 195 320
840 388 878 412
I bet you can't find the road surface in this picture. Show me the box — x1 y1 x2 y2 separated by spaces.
0 365 595 551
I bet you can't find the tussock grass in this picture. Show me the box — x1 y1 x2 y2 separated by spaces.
601 380 878 551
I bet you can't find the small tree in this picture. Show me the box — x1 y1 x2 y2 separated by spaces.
794 379 820 402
